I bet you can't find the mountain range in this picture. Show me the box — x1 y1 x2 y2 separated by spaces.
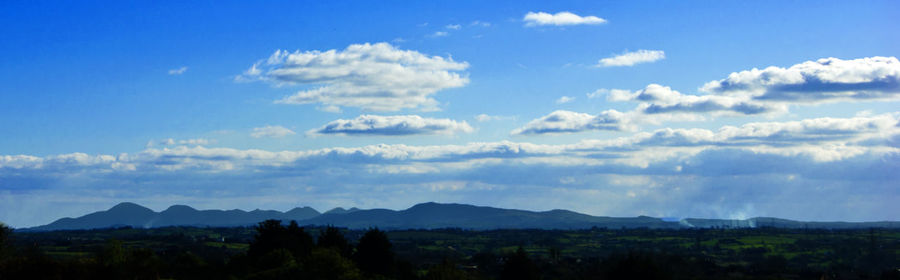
22 202 900 231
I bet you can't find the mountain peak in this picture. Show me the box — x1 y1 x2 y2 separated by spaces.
408 202 458 209
108 202 154 213
162 205 197 213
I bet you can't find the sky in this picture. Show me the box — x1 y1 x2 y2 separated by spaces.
1 0 898 228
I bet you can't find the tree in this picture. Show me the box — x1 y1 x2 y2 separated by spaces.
354 228 394 277
285 220 314 258
317 225 351 257
500 247 539 280
0 223 10 260
248 219 313 260
301 248 362 280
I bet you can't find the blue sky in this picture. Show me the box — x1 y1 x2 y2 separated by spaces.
1 0 898 227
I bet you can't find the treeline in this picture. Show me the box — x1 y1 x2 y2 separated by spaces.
1 222 899 279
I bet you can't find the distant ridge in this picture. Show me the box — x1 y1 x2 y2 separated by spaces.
22 202 900 231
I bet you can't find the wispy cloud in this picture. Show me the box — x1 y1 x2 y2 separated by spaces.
146 138 210 148
524 11 606 27
474 114 515 122
598 50 665 67
445 24 461 30
250 125 296 138
556 96 576 104
470 20 491 27
168 66 188 75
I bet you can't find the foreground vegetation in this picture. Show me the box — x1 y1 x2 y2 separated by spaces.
1 222 898 279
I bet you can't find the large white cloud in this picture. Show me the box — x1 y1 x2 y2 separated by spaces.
582 57 900 126
239 42 469 112
309 115 474 136
701 56 900 102
598 50 665 67
523 11 606 27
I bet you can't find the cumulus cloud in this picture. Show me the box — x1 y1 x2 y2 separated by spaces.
556 96 576 104
250 125 296 138
616 84 779 115
585 57 900 125
598 50 665 67
445 24 461 30
701 56 900 103
430 31 449 37
523 11 606 27
239 42 469 111
168 66 188 75
309 115 474 136
512 110 634 135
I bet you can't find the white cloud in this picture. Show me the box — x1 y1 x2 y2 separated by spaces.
239 42 469 112
598 50 665 67
470 21 491 27
586 88 633 99
146 138 210 148
430 31 449 37
512 110 634 135
309 115 474 136
556 96 576 104
475 114 515 122
585 57 900 125
168 66 188 75
445 24 461 30
523 11 606 26
619 84 779 115
3 114 896 175
250 125 296 138
701 56 900 103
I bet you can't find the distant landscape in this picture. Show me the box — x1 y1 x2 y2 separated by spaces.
24 202 900 232
2 214 899 279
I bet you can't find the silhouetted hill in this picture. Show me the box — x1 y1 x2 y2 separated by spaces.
22 202 900 231
34 202 157 230
304 202 681 229
29 202 320 231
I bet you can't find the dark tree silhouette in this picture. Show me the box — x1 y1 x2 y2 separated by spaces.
0 223 10 260
285 220 314 258
300 248 362 280
354 228 394 277
248 219 313 260
426 259 468 280
317 225 352 257
500 247 539 280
